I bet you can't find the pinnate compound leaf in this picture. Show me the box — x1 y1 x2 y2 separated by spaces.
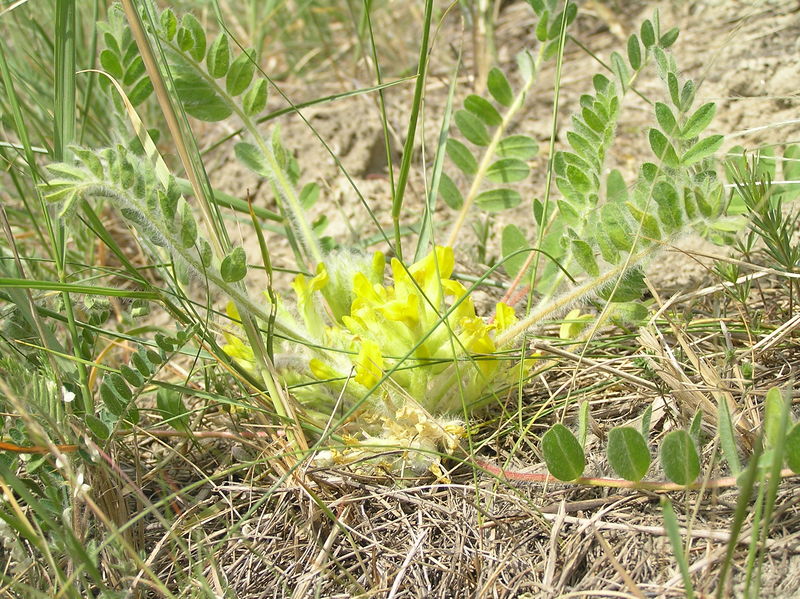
206 33 230 79
501 224 529 278
496 135 538 160
679 102 716 139
446 138 478 175
681 135 723 166
542 423 585 481
455 110 490 146
439 172 464 209
660 430 700 485
787 423 800 474
464 94 502 127
242 79 268 116
220 247 247 283
487 67 513 107
475 188 521 212
486 158 529 183
607 426 650 481
226 50 256 97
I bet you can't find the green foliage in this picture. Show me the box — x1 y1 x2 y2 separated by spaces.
606 426 650 481
98 6 154 107
661 497 696 599
660 430 700 485
727 146 800 311
541 423 585 481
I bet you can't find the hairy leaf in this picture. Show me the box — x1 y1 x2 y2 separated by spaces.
220 247 247 282
627 35 642 70
542 423 585 481
680 103 716 139
607 426 650 481
660 430 700 485
654 102 678 136
206 33 230 79
243 79 268 116
173 64 232 121
226 50 256 97
681 135 723 166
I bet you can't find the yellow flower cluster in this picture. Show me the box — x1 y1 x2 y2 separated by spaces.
224 246 527 476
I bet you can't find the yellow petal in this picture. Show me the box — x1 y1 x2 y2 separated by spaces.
494 302 517 334
310 263 329 291
226 301 241 322
354 339 385 388
309 358 339 380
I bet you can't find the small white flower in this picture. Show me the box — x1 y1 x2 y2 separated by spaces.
61 386 75 404
73 471 91 499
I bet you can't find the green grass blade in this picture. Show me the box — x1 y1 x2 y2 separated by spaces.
660 497 695 599
391 0 434 261
414 55 460 262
